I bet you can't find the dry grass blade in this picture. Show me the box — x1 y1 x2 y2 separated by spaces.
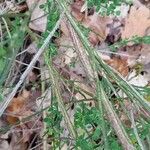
68 21 96 87
45 53 77 139
99 82 135 150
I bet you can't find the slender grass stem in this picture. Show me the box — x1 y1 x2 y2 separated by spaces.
45 53 77 139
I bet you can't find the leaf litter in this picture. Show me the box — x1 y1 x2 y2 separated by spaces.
0 0 150 149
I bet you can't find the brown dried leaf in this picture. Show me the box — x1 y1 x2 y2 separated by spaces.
71 0 85 21
138 44 150 65
27 0 47 32
106 57 129 77
83 12 112 42
88 31 100 46
122 6 150 39
60 19 70 37
6 90 31 124
74 82 95 107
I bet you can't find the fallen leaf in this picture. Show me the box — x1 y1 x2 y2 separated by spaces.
121 6 150 39
138 0 150 8
26 42 38 54
83 12 112 42
88 31 100 46
0 141 9 150
26 0 47 32
106 57 129 77
6 90 31 124
60 19 70 37
8 132 28 150
55 36 77 67
128 70 148 86
71 0 85 21
118 44 142 67
137 44 150 65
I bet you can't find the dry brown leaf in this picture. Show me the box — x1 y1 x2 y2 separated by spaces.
121 6 150 39
26 0 47 32
83 12 112 42
138 0 150 8
8 132 28 150
54 35 77 67
0 140 9 150
88 31 100 46
60 19 70 37
6 90 31 124
137 44 150 65
74 82 95 107
71 1 112 44
106 57 129 77
71 0 85 21
118 44 142 67
118 44 150 67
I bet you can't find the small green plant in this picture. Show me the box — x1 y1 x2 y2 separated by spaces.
43 0 150 149
87 0 123 15
111 35 150 51
0 16 28 86
44 100 63 148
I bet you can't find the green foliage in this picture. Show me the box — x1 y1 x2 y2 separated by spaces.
111 36 150 51
75 103 101 129
43 0 150 149
87 0 123 15
74 102 122 149
0 16 27 86
75 135 93 150
44 100 63 147
39 0 60 57
109 138 123 150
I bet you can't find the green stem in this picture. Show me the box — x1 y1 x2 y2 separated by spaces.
96 80 109 150
45 53 77 139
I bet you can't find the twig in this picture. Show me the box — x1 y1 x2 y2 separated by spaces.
0 13 64 117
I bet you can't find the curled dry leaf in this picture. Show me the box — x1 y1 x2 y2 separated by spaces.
106 57 129 77
138 0 150 8
106 18 122 44
121 6 150 39
26 0 47 32
118 44 142 67
118 44 150 68
55 35 77 67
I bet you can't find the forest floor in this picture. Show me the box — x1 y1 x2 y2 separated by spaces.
0 0 150 150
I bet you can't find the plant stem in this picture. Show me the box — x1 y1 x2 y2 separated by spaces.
45 53 77 139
